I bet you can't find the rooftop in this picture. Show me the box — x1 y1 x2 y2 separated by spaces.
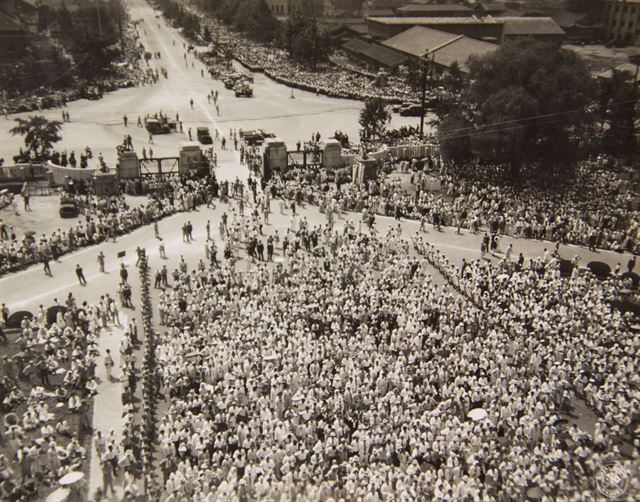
368 15 565 36
382 26 498 72
502 17 565 36
343 38 408 67
396 4 473 13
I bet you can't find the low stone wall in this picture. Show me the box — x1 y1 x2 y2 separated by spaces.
0 163 48 181
47 161 97 185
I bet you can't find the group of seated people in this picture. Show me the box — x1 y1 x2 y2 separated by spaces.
145 214 638 500
0 296 105 501
0 175 216 276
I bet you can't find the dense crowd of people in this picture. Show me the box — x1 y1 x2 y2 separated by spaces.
197 27 417 104
266 155 640 254
0 175 215 276
0 297 99 500
144 213 638 500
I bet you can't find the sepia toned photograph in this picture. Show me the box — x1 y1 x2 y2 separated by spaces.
0 0 639 500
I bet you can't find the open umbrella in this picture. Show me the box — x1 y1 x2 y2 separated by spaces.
59 471 84 486
467 408 488 421
587 261 611 279
45 487 70 502
7 311 33 329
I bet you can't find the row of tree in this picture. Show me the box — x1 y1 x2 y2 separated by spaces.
154 0 203 41
180 0 334 67
0 0 129 93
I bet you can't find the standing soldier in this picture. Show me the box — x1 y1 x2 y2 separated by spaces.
75 264 87 285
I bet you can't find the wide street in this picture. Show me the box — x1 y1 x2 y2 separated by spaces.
1 1 636 499
0 0 420 169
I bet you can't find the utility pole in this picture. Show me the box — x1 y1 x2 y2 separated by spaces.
96 0 103 36
420 51 428 138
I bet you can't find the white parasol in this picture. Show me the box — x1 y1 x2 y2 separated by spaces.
45 487 70 502
59 471 84 486
467 408 488 421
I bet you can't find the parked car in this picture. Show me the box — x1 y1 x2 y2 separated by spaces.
399 104 424 117
59 200 79 218
197 126 212 144
393 102 416 113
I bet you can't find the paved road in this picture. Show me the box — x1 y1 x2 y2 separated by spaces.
0 0 420 168
1 2 635 498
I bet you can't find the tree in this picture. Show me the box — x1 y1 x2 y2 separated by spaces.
285 9 332 69
10 116 63 158
233 0 280 43
457 39 596 176
438 112 473 165
600 69 638 160
359 98 390 140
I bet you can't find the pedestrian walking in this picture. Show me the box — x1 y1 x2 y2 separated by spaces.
104 349 115 381
190 98 194 109
159 240 166 259
43 254 52 276
154 220 160 239
123 115 128 127
101 459 115 496
98 251 105 272
75 264 87 285
206 220 211 240
120 263 128 285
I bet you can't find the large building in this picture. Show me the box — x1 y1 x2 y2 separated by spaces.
366 15 565 43
382 25 498 73
603 0 640 45
0 10 28 59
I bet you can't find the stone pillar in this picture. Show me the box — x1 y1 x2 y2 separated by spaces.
179 143 203 176
323 139 342 169
118 151 140 179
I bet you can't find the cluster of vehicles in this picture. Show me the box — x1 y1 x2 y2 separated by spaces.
223 73 254 98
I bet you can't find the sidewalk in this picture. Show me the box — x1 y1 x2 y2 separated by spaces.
87 316 129 501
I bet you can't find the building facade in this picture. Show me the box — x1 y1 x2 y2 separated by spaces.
604 0 640 45
267 0 288 16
